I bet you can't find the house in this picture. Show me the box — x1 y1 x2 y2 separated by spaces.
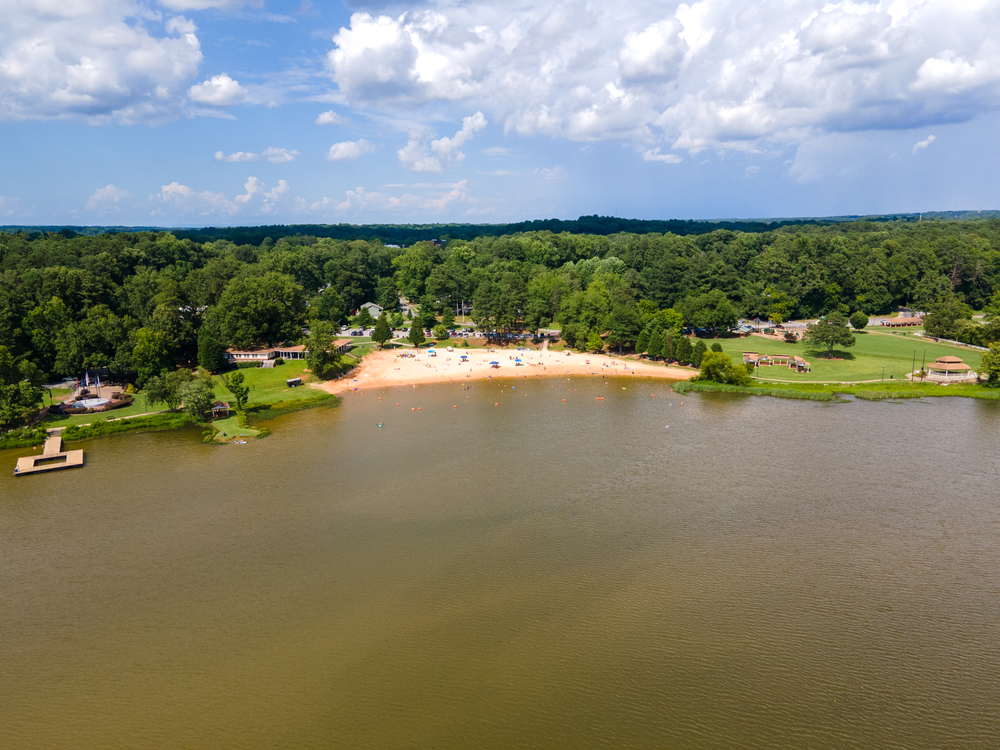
881 317 923 328
925 356 976 382
359 302 383 319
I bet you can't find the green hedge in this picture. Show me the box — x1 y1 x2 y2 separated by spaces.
0 426 50 451
245 393 338 423
63 413 191 442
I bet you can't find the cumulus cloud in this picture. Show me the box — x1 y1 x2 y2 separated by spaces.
0 3 202 122
0 195 24 217
326 0 1000 154
214 147 299 163
315 110 345 125
154 175 289 216
86 184 130 212
398 112 487 171
188 74 247 106
327 139 377 161
913 135 936 154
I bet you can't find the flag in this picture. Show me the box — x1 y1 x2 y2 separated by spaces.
85 372 90 387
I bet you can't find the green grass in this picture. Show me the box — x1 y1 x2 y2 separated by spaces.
62 413 192 442
41 398 156 427
208 415 261 440
210 359 312 406
674 382 838 401
711 331 982 383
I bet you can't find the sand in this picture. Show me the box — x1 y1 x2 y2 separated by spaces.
314 346 696 395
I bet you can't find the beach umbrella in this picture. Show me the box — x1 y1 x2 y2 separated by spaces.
490 361 499 365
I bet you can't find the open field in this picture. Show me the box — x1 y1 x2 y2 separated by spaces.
711 331 982 382
209 360 312 406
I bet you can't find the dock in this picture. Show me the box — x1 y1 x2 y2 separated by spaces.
13 434 85 476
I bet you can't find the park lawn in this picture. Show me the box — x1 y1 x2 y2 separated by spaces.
712 331 982 382
41 398 157 427
209 415 261 439
209 359 312 406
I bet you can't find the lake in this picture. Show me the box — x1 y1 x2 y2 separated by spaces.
3 377 999 749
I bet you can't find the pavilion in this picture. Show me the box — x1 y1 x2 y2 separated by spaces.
925 356 976 382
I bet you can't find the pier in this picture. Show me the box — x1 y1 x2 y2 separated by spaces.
13 434 84 476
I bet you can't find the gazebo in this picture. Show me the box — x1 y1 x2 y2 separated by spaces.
925 356 976 382
210 401 232 418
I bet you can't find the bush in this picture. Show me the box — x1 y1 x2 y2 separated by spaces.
63 413 191 442
0 425 50 451
783 331 797 343
274 357 284 366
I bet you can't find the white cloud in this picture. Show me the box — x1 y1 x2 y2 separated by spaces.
533 166 565 180
297 180 471 215
160 0 262 10
327 139 377 161
315 110 345 125
325 1 1000 155
642 147 682 164
398 112 487 171
86 184 130 212
188 74 247 106
214 147 299 163
0 4 202 122
154 175 289 216
912 134 936 153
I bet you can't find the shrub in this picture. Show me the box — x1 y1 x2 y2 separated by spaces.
274 357 284 366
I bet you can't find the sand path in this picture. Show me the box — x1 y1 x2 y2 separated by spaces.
314 347 696 395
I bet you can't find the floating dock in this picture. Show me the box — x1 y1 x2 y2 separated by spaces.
13 435 84 476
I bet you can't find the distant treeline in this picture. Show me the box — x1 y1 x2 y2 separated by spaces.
6 210 1000 246
2 215 1000 426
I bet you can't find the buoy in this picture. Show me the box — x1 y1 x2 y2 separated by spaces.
453 405 457 408
418 407 422 411
411 407 415 411
562 399 566 402
378 397 381 400
495 403 499 406
396 403 399 406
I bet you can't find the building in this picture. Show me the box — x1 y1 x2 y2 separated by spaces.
925 356 976 382
223 340 353 365
359 302 383 319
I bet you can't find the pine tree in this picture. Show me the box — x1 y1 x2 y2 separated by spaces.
661 333 676 361
675 336 693 365
408 326 426 348
197 327 224 373
693 339 708 367
647 329 663 359
636 327 650 354
372 314 392 348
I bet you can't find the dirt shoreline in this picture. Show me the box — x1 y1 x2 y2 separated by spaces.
313 347 696 395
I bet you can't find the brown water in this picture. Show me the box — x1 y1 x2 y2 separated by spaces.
3 378 1000 750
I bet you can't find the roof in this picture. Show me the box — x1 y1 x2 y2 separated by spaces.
274 344 306 353
934 356 964 364
928 361 971 371
333 338 352 348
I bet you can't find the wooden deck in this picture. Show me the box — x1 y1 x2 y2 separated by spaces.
13 435 85 476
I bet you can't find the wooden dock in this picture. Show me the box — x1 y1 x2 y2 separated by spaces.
13 435 85 476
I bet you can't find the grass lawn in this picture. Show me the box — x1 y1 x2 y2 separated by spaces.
209 359 313 406
710 331 982 383
209 415 261 439
42 398 156 427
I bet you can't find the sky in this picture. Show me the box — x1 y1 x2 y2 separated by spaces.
2 0 1000 227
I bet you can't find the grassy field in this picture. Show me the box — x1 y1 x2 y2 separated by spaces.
711 331 982 383
209 359 312 405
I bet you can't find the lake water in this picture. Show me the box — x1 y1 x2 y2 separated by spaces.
3 378 1000 749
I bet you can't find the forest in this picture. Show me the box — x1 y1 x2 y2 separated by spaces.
2 217 1000 425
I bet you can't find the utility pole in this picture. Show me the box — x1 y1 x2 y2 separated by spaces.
911 351 916 382
920 348 926 382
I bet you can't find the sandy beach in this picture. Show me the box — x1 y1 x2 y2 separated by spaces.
314 346 696 394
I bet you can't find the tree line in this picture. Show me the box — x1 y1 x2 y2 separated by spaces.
2 216 1000 425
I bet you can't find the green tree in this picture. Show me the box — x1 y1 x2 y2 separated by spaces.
306 321 342 380
433 324 450 340
978 342 1000 386
441 307 456 327
407 325 426 348
198 327 225 373
693 339 708 367
675 336 693 365
0 345 43 427
849 311 869 332
223 371 250 411
803 313 856 357
372 314 392 349
209 272 307 349
710 342 723 352
698 351 753 385
647 329 663 359
356 307 376 328
586 329 604 352
312 287 345 324
132 327 172 387
180 377 215 421
635 326 651 354
144 369 193 412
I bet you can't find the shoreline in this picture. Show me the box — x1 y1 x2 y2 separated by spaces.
314 347 697 395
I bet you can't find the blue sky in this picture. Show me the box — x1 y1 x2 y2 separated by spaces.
2 0 999 226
